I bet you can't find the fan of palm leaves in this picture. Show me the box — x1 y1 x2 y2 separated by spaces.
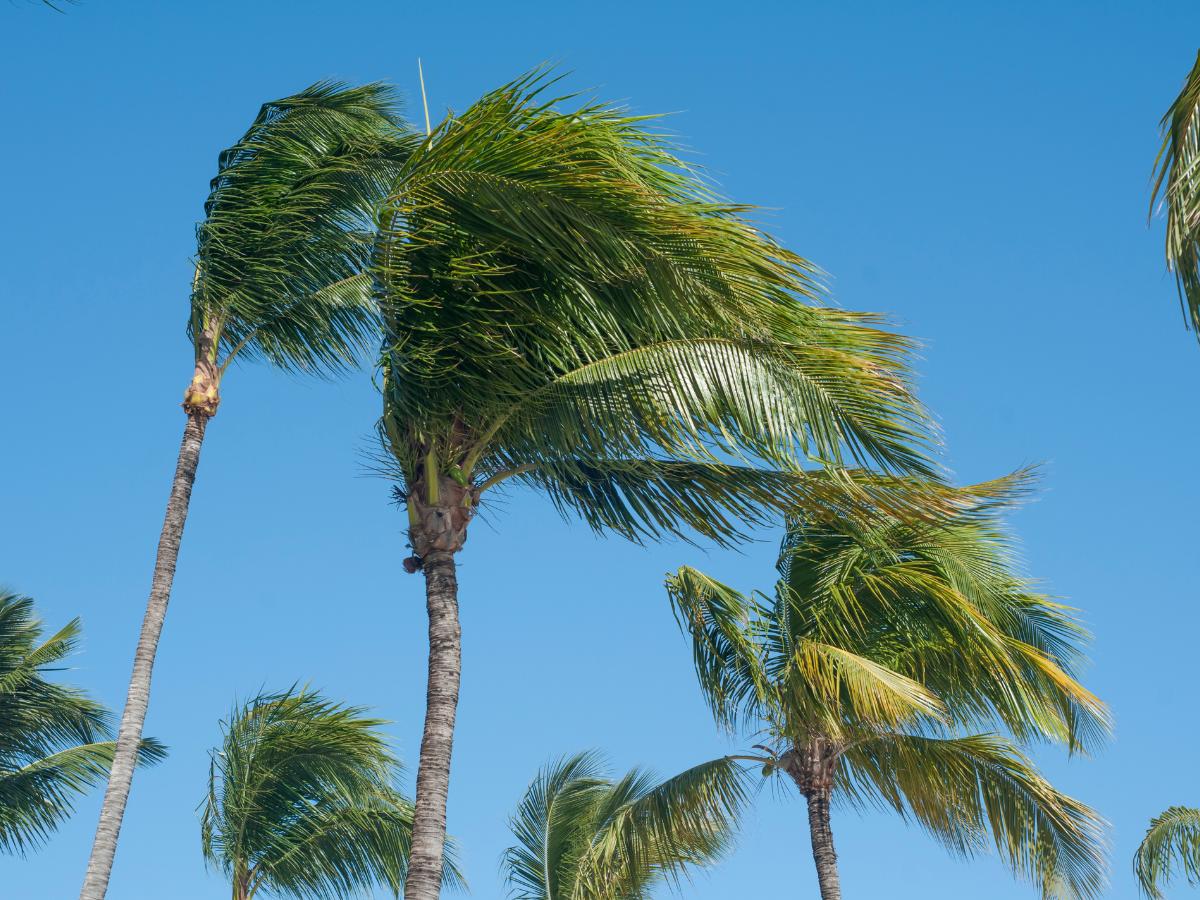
0 590 164 854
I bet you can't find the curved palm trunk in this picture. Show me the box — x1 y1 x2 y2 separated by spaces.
805 786 842 900
79 412 209 900
404 548 461 900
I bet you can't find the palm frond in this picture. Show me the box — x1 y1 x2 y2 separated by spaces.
1135 806 1200 899
1153 50 1200 334
839 732 1107 899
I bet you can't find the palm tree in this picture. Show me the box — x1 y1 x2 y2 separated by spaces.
201 687 458 900
0 590 164 853
78 84 407 900
667 494 1111 899
503 751 747 900
373 70 954 900
1153 49 1200 334
1135 806 1200 898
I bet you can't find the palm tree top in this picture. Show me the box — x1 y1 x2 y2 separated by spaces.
0 590 165 855
185 81 409 415
202 687 460 900
503 750 748 900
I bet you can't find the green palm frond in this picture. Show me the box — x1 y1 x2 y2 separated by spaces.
839 732 1107 899
201 687 458 899
503 751 748 900
378 68 940 530
1153 50 1200 334
1135 806 1200 899
193 81 411 377
0 590 165 854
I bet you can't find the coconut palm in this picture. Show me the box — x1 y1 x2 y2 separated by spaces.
1153 49 1200 334
1135 806 1200 898
373 69 958 900
503 751 748 900
201 687 458 900
79 85 409 899
667 495 1111 899
0 590 164 853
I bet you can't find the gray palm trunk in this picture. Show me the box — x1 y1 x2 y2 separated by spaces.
805 787 842 900
78 412 209 900
403 548 462 900
779 741 842 900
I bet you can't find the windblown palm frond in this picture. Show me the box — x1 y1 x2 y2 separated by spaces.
1154 50 1200 335
503 751 749 900
0 590 164 854
200 688 459 900
839 732 1106 899
1135 806 1200 898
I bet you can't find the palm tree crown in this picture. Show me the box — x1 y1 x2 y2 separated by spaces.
201 687 456 900
668 489 1110 898
377 70 940 556
0 590 164 854
503 751 747 900
187 80 409 414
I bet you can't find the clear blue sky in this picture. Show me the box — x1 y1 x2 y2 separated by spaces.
2 1 1198 897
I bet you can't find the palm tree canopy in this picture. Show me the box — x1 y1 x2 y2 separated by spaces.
1135 806 1200 898
376 70 945 553
185 81 411 414
200 688 460 900
668 488 1109 752
503 751 748 900
1153 49 1200 335
0 590 165 854
667 494 1110 898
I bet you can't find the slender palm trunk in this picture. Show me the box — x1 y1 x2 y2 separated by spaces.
404 548 461 900
79 412 209 900
805 786 842 900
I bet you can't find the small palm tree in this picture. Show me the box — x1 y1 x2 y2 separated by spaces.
0 590 164 853
1153 49 1200 334
1135 806 1200 898
81 84 407 899
668 491 1110 899
503 751 747 900
374 70 953 900
201 687 458 900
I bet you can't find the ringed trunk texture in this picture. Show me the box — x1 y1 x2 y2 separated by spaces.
403 548 462 900
79 412 209 900
805 786 842 900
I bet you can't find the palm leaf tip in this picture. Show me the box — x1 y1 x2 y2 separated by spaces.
1135 806 1200 899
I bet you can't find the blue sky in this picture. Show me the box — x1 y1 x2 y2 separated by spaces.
2 1 1199 897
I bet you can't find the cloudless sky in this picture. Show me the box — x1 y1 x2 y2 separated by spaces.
3 1 1199 897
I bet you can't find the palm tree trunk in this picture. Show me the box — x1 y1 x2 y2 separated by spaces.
805 786 842 900
79 412 209 900
404 548 461 900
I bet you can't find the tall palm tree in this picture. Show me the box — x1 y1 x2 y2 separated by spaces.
373 70 951 900
667 494 1111 899
503 751 747 900
0 590 164 853
201 687 459 900
1153 49 1200 334
80 84 408 900
1135 806 1200 898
